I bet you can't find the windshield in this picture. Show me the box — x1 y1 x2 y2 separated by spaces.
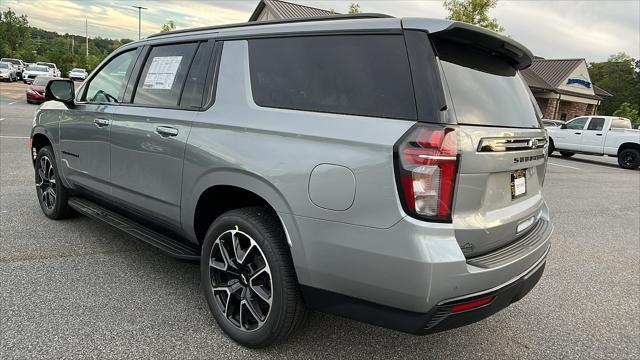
33 78 50 86
0 63 9 69
71 68 84 72
436 40 540 129
28 66 48 72
38 63 54 69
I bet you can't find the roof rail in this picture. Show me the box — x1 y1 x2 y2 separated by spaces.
147 13 394 39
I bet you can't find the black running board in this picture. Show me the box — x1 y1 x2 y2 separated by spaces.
68 197 200 261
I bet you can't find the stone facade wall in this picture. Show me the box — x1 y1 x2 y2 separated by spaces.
543 98 557 119
557 101 589 121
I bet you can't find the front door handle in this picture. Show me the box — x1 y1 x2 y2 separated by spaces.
94 118 110 127
596 133 603 136
574 132 582 135
156 126 179 137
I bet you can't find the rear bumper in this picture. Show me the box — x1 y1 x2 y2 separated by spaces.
301 247 547 334
418 247 547 334
288 200 552 332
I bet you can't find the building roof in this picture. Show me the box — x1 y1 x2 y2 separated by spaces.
523 58 612 98
521 68 553 91
249 0 336 21
528 58 584 88
593 84 613 97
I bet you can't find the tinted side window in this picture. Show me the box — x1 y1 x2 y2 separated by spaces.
180 41 215 109
566 117 588 130
249 35 417 120
587 117 605 131
85 50 136 103
133 42 198 107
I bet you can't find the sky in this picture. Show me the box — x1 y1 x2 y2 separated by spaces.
1 0 638 62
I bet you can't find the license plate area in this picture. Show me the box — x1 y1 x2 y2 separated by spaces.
511 169 527 199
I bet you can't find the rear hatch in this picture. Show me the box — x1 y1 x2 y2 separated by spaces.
433 33 548 257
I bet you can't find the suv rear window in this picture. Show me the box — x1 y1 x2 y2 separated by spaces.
435 40 540 128
248 35 417 120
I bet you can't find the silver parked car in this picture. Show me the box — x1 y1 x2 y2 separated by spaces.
30 14 552 348
0 61 18 82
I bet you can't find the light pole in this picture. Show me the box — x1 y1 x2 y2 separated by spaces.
132 5 147 40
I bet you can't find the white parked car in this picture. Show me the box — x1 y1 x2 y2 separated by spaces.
0 58 25 78
547 116 640 169
68 68 88 81
36 62 61 77
22 64 52 84
0 61 18 82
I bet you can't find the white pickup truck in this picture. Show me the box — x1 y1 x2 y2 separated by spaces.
547 116 640 169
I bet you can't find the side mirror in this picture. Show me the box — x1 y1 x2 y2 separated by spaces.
45 79 75 108
560 123 567 129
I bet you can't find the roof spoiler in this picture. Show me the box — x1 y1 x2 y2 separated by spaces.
402 19 534 70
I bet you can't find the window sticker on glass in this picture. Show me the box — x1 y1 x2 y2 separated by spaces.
143 56 183 90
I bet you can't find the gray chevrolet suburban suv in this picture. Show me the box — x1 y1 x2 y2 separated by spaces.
30 14 553 347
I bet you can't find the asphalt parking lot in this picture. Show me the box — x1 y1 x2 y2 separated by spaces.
1 80 639 359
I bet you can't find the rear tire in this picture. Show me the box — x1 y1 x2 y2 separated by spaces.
201 206 307 348
618 148 640 169
35 146 72 219
560 151 575 157
548 138 555 154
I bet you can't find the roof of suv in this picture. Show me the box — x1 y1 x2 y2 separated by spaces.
127 15 533 70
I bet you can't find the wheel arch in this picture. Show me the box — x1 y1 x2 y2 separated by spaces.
186 169 295 247
617 142 640 155
30 132 53 164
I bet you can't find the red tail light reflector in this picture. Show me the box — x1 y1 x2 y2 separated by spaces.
451 295 495 313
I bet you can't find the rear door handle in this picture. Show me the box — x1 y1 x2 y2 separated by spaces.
156 126 179 137
596 133 603 136
574 132 582 135
94 118 110 127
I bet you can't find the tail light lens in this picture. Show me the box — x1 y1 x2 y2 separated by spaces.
395 125 458 222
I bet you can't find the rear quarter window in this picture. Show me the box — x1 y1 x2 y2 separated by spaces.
248 34 417 120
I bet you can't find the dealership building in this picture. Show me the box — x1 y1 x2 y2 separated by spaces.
249 0 612 120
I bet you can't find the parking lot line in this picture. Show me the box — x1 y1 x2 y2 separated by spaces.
0 118 5 121
548 162 581 170
0 135 28 139
8 101 17 105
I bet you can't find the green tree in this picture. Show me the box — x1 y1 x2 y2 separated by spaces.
589 53 640 116
160 20 176 33
348 3 361 14
0 8 31 57
443 0 503 32
613 102 640 124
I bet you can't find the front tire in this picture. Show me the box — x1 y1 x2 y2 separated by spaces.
618 148 640 169
560 151 575 157
201 206 307 348
35 146 72 219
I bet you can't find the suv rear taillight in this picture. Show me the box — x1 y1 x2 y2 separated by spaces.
395 125 458 222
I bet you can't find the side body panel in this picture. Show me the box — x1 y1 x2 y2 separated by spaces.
109 106 195 229
180 40 414 285
580 117 607 154
58 103 114 196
